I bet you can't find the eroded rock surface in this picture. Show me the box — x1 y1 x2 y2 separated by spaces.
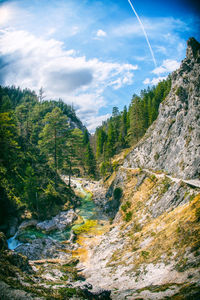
36 209 77 232
124 37 200 180
15 238 70 260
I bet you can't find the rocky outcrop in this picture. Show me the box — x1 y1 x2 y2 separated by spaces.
36 209 77 233
2 250 32 273
18 220 38 232
0 281 44 300
75 168 200 299
124 37 200 180
15 238 70 260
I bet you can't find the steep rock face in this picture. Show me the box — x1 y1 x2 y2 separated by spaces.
124 38 200 179
76 168 200 299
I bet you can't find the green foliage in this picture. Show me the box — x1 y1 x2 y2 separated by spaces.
84 143 96 177
141 251 149 258
112 161 119 171
0 85 96 224
59 287 78 297
113 187 123 200
94 77 171 173
121 201 131 212
124 211 133 222
195 208 200 222
154 152 160 161
100 160 112 178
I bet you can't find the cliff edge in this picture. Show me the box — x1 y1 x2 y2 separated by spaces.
124 37 200 180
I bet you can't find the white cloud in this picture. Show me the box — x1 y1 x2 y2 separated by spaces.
86 114 111 132
143 76 167 85
151 76 167 85
143 78 150 84
96 29 107 37
0 28 138 131
112 17 189 38
155 45 167 55
152 59 180 75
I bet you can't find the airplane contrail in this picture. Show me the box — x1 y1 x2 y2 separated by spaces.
128 0 157 67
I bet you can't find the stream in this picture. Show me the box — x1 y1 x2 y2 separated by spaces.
7 178 107 251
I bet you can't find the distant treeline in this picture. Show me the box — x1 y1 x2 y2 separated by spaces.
0 86 96 226
94 77 171 177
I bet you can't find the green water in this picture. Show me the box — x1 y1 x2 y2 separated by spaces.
17 227 71 242
14 180 99 245
77 191 97 220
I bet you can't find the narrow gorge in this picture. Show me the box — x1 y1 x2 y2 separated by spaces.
0 38 200 300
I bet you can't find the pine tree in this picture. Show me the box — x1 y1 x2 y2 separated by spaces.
106 122 115 158
39 107 69 187
64 128 84 186
96 127 107 158
85 143 96 177
83 129 89 145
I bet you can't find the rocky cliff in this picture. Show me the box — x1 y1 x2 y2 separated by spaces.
73 38 200 299
1 38 200 300
124 37 200 180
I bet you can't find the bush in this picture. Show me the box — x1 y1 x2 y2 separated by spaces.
195 208 200 222
121 201 131 212
124 211 133 222
113 187 123 200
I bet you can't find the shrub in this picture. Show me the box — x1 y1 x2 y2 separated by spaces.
112 161 119 171
124 211 133 222
195 208 200 222
121 201 131 212
154 152 160 161
113 187 123 200
141 251 149 258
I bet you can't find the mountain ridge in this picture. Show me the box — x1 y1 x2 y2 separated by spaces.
123 37 200 180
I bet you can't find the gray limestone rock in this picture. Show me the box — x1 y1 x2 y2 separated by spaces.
124 38 200 180
0 281 44 300
15 238 67 260
36 209 77 233
18 220 38 232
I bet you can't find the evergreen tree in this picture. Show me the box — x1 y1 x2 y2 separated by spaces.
83 129 89 145
85 143 96 177
96 127 107 158
39 107 69 187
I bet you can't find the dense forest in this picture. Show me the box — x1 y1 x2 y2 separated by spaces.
0 77 171 228
94 77 171 177
0 86 96 228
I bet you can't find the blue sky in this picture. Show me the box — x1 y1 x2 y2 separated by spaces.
0 0 199 131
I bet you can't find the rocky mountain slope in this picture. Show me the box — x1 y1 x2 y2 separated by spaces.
124 37 200 180
0 38 199 300
73 38 200 299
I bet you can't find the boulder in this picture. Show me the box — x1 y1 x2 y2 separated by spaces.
3 250 32 273
36 209 77 233
18 220 38 231
15 238 66 260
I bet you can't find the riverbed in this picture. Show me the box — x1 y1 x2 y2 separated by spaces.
7 177 109 254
